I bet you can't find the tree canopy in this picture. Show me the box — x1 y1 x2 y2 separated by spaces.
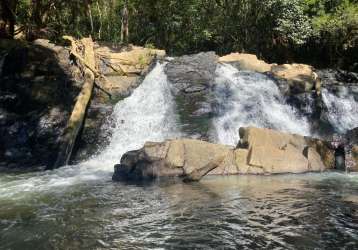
1 0 357 69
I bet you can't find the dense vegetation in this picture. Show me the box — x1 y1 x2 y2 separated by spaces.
1 0 357 69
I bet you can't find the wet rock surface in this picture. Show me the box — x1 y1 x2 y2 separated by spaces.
165 51 357 141
346 127 358 171
165 52 218 139
2 45 357 172
318 69 358 86
0 41 78 169
0 38 162 170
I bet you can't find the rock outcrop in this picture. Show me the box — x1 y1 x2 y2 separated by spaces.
219 52 358 137
113 127 336 181
237 127 335 172
0 39 161 169
346 127 358 171
219 53 272 73
219 53 320 96
165 52 218 139
96 44 165 76
0 39 79 169
96 43 165 102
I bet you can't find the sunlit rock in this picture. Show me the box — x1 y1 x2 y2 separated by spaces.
113 127 336 181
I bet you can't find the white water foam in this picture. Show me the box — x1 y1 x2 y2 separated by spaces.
0 63 180 198
87 62 181 168
321 88 358 134
211 63 311 146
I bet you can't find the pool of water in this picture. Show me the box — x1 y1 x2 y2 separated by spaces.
1 171 358 249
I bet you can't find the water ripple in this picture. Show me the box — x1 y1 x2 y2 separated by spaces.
1 173 358 249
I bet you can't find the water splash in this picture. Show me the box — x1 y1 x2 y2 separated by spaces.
211 63 311 146
88 62 181 168
0 63 180 198
321 87 358 134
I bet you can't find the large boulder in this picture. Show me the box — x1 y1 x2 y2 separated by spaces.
346 127 358 171
238 127 335 171
219 53 272 73
0 40 80 169
352 146 358 171
270 64 318 95
165 52 219 139
113 127 336 181
317 69 358 88
113 139 233 181
95 44 164 102
219 53 320 96
165 52 218 94
96 44 165 76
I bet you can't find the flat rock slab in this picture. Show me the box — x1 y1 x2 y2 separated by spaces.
113 127 337 182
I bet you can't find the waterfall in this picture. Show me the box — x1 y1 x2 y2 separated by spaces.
0 63 180 197
211 63 311 146
88 62 181 168
321 87 358 134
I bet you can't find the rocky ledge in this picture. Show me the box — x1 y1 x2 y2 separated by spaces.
113 127 358 182
0 39 165 169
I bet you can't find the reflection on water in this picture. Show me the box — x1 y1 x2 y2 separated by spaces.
1 172 358 249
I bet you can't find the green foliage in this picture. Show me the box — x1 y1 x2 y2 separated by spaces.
268 0 313 45
303 0 358 66
7 0 358 69
311 1 357 45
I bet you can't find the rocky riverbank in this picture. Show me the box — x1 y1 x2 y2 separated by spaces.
113 126 358 181
0 39 164 170
1 39 356 171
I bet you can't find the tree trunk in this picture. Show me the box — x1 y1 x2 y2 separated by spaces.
121 1 129 44
85 0 94 34
96 1 102 39
52 37 96 169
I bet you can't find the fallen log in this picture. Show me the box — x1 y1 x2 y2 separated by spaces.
183 154 227 182
63 36 100 78
52 37 96 169
99 56 128 76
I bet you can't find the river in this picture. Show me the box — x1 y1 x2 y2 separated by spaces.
1 62 357 249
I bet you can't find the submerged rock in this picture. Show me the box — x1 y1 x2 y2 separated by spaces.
113 127 336 181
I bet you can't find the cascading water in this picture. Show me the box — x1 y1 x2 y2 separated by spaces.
211 63 311 146
87 62 180 168
1 60 358 249
0 62 180 198
321 87 358 134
